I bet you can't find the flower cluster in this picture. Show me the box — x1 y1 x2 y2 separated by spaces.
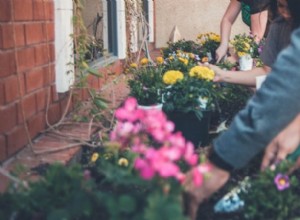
163 70 184 85
127 57 165 105
230 33 261 58
163 50 200 73
197 32 221 53
161 39 202 59
110 97 211 186
162 65 220 115
189 66 215 81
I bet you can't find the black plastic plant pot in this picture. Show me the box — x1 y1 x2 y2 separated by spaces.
166 110 211 148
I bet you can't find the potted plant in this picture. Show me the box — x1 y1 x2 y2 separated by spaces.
230 33 261 71
162 65 222 147
127 57 165 109
197 32 221 63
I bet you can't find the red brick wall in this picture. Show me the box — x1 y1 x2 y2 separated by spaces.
0 0 125 162
0 0 56 161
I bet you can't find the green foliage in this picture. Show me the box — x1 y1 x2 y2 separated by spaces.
230 33 263 58
161 40 203 59
240 161 300 220
216 60 238 71
0 142 189 220
144 192 189 220
197 32 221 54
0 164 106 220
162 51 198 73
72 0 108 120
0 156 188 220
162 77 220 119
128 63 165 105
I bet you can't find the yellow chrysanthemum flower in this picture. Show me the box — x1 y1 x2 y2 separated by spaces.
189 66 215 81
130 63 138 68
118 158 129 167
140 58 149 65
243 42 251 51
156 56 164 65
163 70 184 85
209 34 221 42
91 153 99 162
237 51 247 57
189 53 195 59
178 57 189 65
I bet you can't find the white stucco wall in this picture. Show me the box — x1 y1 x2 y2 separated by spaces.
155 0 248 48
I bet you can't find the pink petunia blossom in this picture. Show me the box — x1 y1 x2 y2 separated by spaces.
157 162 180 178
110 97 210 187
134 158 155 180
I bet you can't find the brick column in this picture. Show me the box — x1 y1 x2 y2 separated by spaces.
0 0 55 161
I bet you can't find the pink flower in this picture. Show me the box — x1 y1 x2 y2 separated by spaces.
83 169 91 180
169 132 186 149
157 162 180 178
117 122 134 136
110 97 210 187
160 146 182 161
176 172 186 184
184 142 198 165
115 97 145 122
274 173 290 191
192 168 203 187
134 158 155 180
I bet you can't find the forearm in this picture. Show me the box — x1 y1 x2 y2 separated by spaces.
219 0 241 48
219 19 232 49
219 66 270 86
213 28 300 170
251 10 268 41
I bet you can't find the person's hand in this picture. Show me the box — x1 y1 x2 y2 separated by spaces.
206 64 226 82
261 114 300 171
183 163 230 220
215 44 228 63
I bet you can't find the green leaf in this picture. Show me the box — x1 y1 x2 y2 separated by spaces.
118 195 136 213
87 68 102 77
144 193 188 220
47 209 70 220
94 98 108 109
